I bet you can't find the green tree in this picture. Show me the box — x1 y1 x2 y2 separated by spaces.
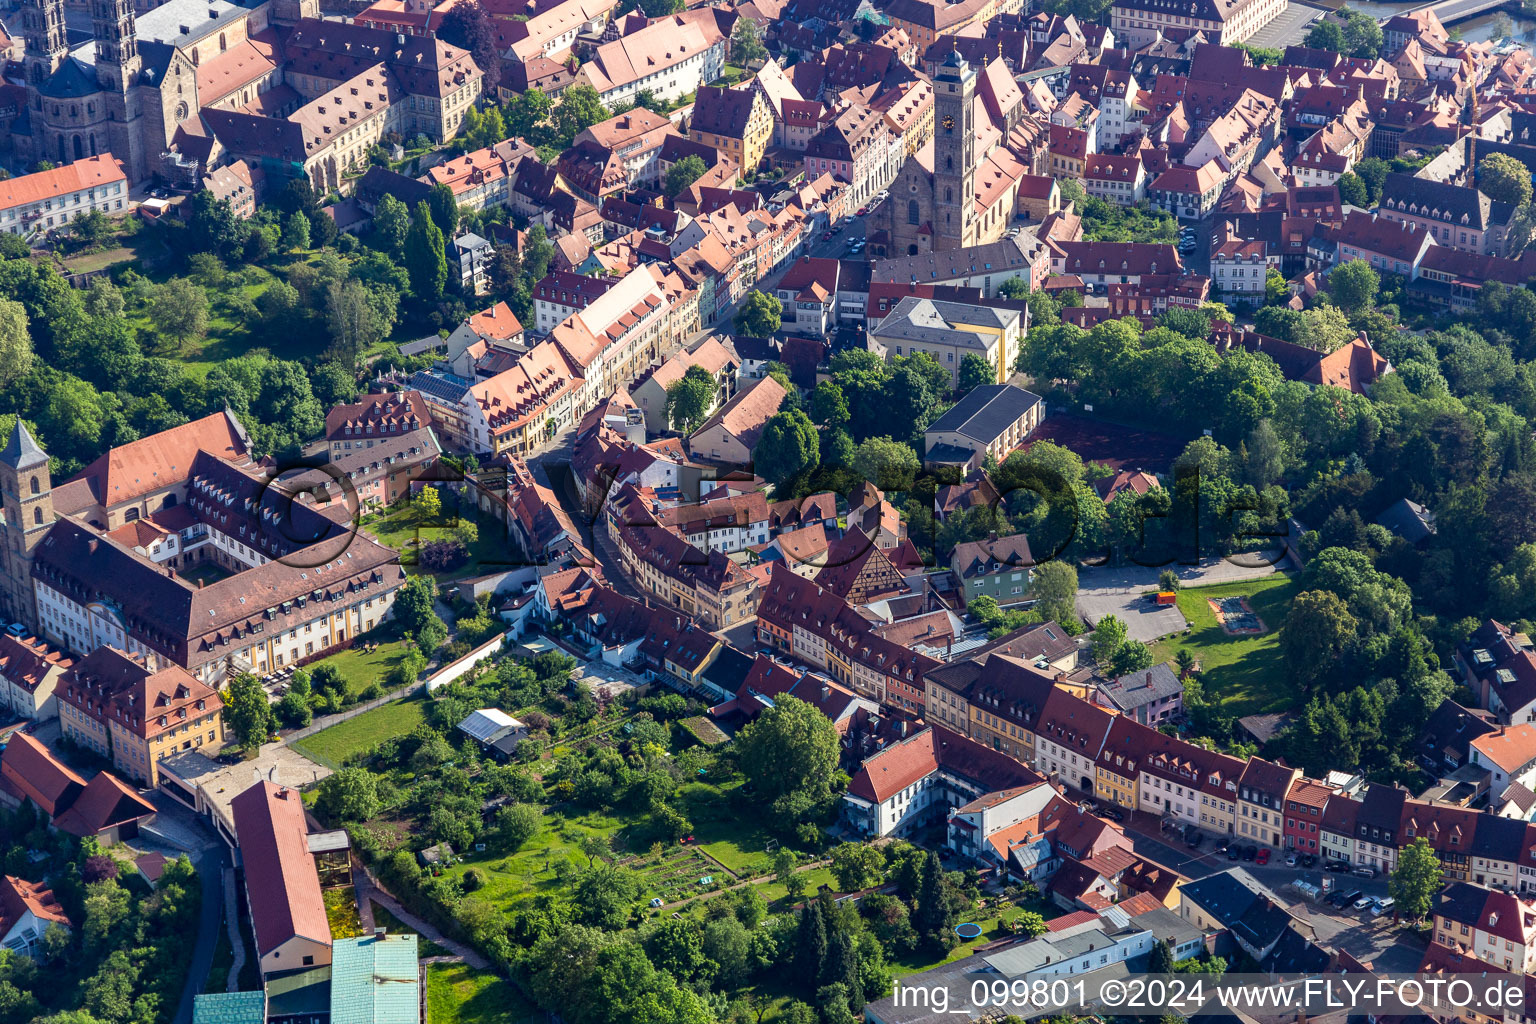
325 278 392 371
731 16 766 64
1343 12 1382 56
1265 268 1288 306
415 484 443 524
70 208 112 247
405 201 448 301
282 210 311 251
1328 259 1379 314
829 843 883 892
735 694 841 829
221 672 274 753
150 278 210 354
275 689 312 729
495 803 540 850
1389 837 1443 922
851 436 919 492
957 352 995 394
427 182 461 238
663 155 708 198
810 380 850 429
506 88 552 137
755 409 819 485
316 767 380 821
1149 939 1176 975
1305 18 1345 51
735 290 782 337
553 84 608 144
1030 560 1078 625
1092 614 1129 665
665 364 717 431
1280 589 1358 689
1336 171 1368 207
372 193 410 255
1479 152 1534 208
0 298 33 390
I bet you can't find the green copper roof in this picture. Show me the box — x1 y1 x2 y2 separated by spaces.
330 935 419 1024
193 991 266 1024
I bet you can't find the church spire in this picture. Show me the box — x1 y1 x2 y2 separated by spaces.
20 0 67 87
0 420 48 472
92 0 140 91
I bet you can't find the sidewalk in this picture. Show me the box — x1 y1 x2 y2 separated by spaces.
352 861 489 969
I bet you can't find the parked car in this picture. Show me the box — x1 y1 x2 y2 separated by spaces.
1214 837 1230 852
1331 889 1362 908
1227 845 1241 860
1185 831 1203 849
1372 898 1395 917
1101 806 1125 822
1242 845 1257 861
4 622 25 637
856 207 868 217
1352 865 1378 878
1302 854 1318 868
1285 852 1298 866
1256 848 1270 865
1352 895 1375 910
1324 860 1350 873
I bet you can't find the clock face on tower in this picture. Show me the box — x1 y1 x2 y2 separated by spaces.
942 115 954 131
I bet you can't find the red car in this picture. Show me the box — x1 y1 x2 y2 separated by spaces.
821 231 832 241
1256 848 1270 865
856 207 868 216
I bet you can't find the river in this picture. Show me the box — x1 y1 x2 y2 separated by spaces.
1342 0 1536 43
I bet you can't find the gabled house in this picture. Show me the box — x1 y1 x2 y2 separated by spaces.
0 876 69 958
230 781 332 979
1433 881 1536 973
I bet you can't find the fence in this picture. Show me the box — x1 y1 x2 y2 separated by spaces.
425 629 512 692
283 680 424 746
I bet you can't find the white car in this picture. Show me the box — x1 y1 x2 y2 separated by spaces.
1371 898 1394 917
1352 895 1375 910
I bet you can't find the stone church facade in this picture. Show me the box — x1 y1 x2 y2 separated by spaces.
11 0 312 184
878 51 1031 258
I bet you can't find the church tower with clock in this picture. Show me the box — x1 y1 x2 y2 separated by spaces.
932 50 977 254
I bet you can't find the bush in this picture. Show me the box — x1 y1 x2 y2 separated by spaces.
462 868 485 891
420 539 469 571
360 682 384 701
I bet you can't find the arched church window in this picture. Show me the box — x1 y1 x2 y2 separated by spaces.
907 200 919 225
124 508 140 522
219 32 227 50
945 188 952 203
32 508 41 525
946 157 953 171
30 477 39 495
73 135 83 160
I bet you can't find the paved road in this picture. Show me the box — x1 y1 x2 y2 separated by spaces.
144 793 233 1024
1076 557 1281 596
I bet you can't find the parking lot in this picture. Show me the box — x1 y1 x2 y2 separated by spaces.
1077 589 1188 643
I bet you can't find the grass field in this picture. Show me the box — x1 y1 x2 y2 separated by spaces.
361 503 515 582
678 782 777 875
292 696 427 768
425 964 542 1024
439 808 630 906
308 626 412 697
1148 574 1301 717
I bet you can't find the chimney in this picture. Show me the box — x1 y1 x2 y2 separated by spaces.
198 577 206 589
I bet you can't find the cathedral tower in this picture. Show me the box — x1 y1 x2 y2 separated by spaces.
93 0 141 93
0 421 53 636
20 0 68 89
933 50 978 253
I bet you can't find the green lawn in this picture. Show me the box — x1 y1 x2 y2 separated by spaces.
1148 574 1302 717
291 695 427 768
426 964 541 1024
360 502 514 583
437 809 630 906
678 781 778 875
179 561 235 586
307 626 412 698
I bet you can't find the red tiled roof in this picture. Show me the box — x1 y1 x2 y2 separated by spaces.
230 782 330 958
